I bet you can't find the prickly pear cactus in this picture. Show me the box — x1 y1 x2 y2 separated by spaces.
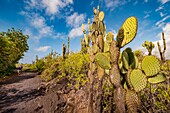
125 90 140 113
141 56 160 76
129 69 147 92
122 48 138 70
95 53 111 70
142 41 155 55
117 16 138 48
148 73 166 84
106 32 113 43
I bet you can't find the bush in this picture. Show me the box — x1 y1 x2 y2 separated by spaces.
41 52 90 89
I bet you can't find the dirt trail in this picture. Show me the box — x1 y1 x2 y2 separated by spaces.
0 72 45 113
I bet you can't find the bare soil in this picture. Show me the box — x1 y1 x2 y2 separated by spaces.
0 72 88 113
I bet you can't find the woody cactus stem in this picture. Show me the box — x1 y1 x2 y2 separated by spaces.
110 41 125 113
67 36 70 54
62 43 66 59
157 32 166 62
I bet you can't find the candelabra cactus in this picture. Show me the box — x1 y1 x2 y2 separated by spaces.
142 41 155 55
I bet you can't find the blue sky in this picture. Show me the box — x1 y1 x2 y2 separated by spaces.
0 0 170 63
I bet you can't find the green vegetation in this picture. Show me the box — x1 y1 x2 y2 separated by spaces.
0 28 29 76
2 5 169 113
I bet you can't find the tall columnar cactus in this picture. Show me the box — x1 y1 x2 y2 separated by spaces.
62 43 66 59
142 41 155 55
67 36 70 54
157 32 166 62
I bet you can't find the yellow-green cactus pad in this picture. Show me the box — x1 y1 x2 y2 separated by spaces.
123 82 128 90
105 69 109 75
120 16 138 47
130 69 147 92
92 22 98 31
82 24 85 31
104 42 110 53
99 21 105 35
106 32 113 43
98 35 104 50
125 90 140 113
95 53 111 69
148 73 166 84
98 67 105 80
92 44 98 54
116 28 124 47
142 56 160 76
99 11 104 21
90 62 97 74
91 34 96 43
122 50 129 70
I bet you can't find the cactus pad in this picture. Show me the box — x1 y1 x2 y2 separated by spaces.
82 24 85 31
98 67 105 80
120 16 138 47
129 69 147 92
122 50 129 70
105 69 109 75
92 22 98 31
90 62 97 74
125 90 140 113
92 44 98 54
116 28 124 47
99 22 105 35
99 11 104 21
95 53 111 69
104 42 110 53
148 73 166 84
142 56 160 76
98 35 104 51
106 32 113 43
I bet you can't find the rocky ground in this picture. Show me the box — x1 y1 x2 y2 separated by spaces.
0 72 88 113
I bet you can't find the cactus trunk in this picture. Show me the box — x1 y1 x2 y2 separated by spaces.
110 41 125 113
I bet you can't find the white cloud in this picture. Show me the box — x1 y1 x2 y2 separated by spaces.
31 14 53 36
42 0 73 15
159 12 167 17
146 23 170 59
155 15 170 27
36 46 51 52
25 0 73 16
66 12 86 28
68 24 88 38
158 0 169 4
104 0 128 11
137 22 170 59
53 32 67 39
144 14 150 18
144 0 148 2
144 10 152 19
155 6 164 12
